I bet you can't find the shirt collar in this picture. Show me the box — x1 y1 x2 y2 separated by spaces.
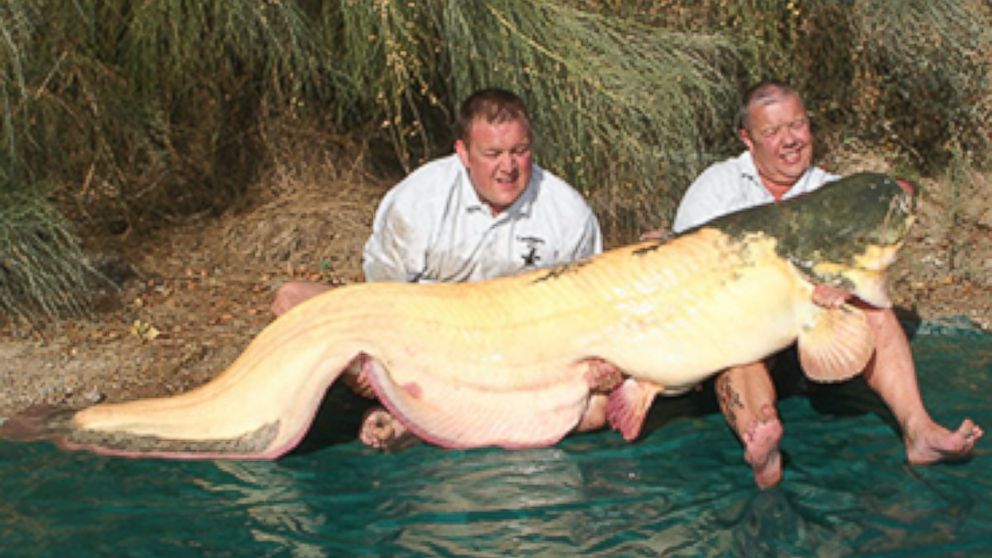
459 163 538 219
737 150 816 199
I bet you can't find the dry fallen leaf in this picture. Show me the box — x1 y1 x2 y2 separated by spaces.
130 319 161 342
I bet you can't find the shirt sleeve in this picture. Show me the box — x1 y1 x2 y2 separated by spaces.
571 211 603 260
361 195 430 283
672 169 727 233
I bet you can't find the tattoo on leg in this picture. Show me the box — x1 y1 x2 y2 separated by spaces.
716 375 743 431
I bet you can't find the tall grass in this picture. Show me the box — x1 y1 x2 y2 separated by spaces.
576 0 992 169
0 1 100 323
337 0 451 171
443 1 740 237
337 0 741 237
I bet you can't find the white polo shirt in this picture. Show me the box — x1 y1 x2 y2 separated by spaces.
673 151 839 233
362 154 602 283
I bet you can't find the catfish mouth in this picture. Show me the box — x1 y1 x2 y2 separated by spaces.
853 239 906 273
811 188 915 308
876 190 916 247
810 240 906 308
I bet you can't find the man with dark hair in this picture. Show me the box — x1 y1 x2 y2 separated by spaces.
361 87 601 284
672 80 983 488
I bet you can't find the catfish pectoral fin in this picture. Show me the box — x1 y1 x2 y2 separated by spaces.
606 378 663 441
797 302 874 382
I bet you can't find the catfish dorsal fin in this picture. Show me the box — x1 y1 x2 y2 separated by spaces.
797 302 875 382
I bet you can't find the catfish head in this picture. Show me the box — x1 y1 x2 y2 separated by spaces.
709 172 916 307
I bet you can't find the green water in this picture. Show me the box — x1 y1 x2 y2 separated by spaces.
2 325 990 557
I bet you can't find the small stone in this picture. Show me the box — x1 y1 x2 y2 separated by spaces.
82 388 106 404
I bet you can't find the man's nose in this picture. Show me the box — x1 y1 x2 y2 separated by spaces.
501 152 518 170
781 126 800 145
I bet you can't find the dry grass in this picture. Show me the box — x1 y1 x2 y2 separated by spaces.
217 124 389 284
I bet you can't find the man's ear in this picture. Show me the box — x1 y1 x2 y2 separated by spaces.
739 127 754 151
454 139 470 167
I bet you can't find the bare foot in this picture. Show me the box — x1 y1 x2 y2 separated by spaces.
358 407 420 452
741 404 784 489
576 394 609 433
906 419 983 465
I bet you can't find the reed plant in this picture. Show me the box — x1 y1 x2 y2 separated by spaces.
575 0 992 168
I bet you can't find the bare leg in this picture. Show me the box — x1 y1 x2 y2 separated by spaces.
575 357 625 433
341 355 375 399
354 354 420 451
576 394 609 432
271 281 331 316
715 361 784 489
861 307 983 463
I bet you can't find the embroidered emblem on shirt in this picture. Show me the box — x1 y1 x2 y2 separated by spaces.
517 236 545 267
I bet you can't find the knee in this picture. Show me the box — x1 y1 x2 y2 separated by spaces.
270 284 294 317
271 281 324 316
722 360 772 381
864 306 904 336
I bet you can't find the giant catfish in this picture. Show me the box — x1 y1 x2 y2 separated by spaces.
1 172 915 459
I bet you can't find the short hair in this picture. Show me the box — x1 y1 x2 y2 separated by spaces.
456 88 531 144
736 81 805 132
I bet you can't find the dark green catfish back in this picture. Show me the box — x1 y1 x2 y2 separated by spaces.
700 172 915 273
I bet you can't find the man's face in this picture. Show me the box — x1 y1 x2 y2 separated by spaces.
455 117 533 215
740 93 813 191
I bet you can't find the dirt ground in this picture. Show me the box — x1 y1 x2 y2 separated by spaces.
1 155 990 420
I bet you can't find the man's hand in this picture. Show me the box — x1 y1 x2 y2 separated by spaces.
811 283 851 309
639 228 673 242
343 358 377 399
895 178 916 195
